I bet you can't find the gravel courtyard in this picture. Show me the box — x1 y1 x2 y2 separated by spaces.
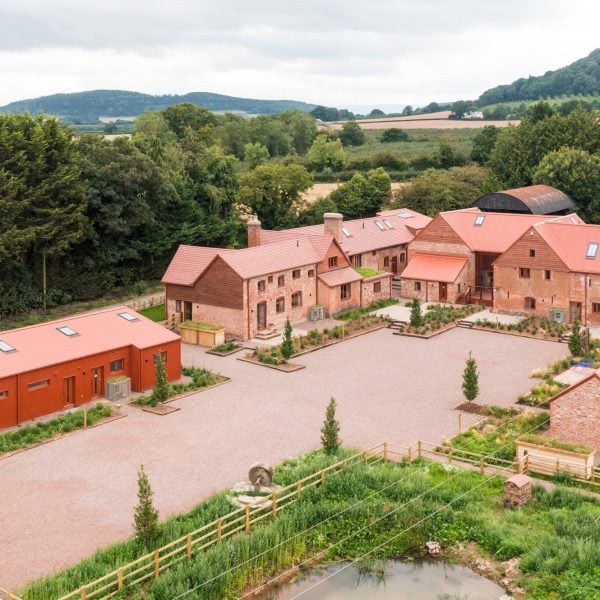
0 328 567 591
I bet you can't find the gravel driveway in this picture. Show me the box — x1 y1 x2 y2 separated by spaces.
0 328 567 591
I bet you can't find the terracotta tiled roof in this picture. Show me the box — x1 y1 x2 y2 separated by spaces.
318 267 362 287
162 246 221 286
438 209 582 254
0 307 179 379
401 253 468 283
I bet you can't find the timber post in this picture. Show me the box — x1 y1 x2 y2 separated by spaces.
217 517 222 541
271 493 277 517
383 442 388 463
417 440 422 458
186 534 192 561
245 506 251 534
154 550 160 577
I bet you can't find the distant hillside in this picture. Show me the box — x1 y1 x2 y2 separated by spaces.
478 48 600 106
0 90 317 122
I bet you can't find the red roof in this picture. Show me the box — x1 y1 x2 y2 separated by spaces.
162 246 220 286
318 267 362 287
0 307 179 379
401 253 468 283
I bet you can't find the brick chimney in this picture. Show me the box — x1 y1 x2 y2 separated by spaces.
247 216 261 247
323 212 343 243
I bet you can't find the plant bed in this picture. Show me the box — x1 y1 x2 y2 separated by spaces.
472 316 568 342
206 341 243 356
517 378 568 409
141 404 180 416
179 320 225 347
337 298 398 321
397 303 481 338
453 402 488 415
238 354 305 372
394 323 457 339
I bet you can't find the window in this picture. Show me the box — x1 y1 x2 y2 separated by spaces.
292 269 301 279
383 219 393 229
0 390 8 399
57 326 78 337
414 281 421 291
117 311 137 322
397 212 413 219
258 280 266 292
545 270 551 280
529 249 536 258
291 291 302 307
400 252 406 263
340 284 351 300
154 351 167 366
519 268 530 279
374 281 381 293
474 215 485 226
0 340 16 353
175 300 182 313
374 220 385 230
342 227 351 237
276 297 285 313
28 379 49 391
268 275 273 284
593 303 600 314
110 358 124 372
586 242 599 258
328 256 338 268
278 275 285 286
308 269 315 277
524 297 536 309
353 254 362 267
383 257 390 267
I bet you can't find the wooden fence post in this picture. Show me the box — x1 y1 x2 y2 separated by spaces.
245 506 251 534
217 517 222 541
320 469 325 484
80 587 86 600
458 412 462 434
407 446 412 463
117 568 124 591
524 455 529 474
479 457 485 474
417 441 422 458
383 442 388 463
448 446 453 465
556 459 560 474
271 493 277 517
186 534 192 561
154 550 160 577
297 481 302 497
83 407 87 429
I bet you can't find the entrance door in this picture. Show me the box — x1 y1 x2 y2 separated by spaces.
391 256 398 274
92 366 104 397
63 376 75 406
183 301 193 321
570 301 582 323
257 302 267 330
439 282 448 302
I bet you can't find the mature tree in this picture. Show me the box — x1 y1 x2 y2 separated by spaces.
369 108 385 117
307 134 346 172
381 128 408 143
239 164 312 229
410 297 422 327
161 102 217 141
321 397 341 455
462 352 479 403
214 113 251 158
248 115 292 156
281 319 295 361
276 110 317 154
133 465 159 547
533 147 600 221
339 121 366 146
568 321 583 357
435 142 466 169
329 168 391 218
450 100 475 119
150 354 170 406
297 195 339 226
243 142 270 168
401 105 414 116
526 101 555 123
471 125 499 164
425 102 441 113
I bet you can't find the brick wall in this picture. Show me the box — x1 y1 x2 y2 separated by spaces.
361 273 393 305
167 298 247 339
549 377 600 452
318 279 361 316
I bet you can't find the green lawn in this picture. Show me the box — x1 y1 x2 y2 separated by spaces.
139 304 165 322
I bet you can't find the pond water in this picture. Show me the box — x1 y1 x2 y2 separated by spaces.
259 560 507 600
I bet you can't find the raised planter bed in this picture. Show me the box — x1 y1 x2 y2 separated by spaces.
206 342 244 356
179 321 225 347
470 325 564 343
238 355 305 372
141 404 180 416
394 323 457 339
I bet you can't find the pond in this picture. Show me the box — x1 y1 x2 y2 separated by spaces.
259 559 507 600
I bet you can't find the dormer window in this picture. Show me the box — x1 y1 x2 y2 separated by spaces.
374 220 385 230
586 242 598 258
474 215 485 226
57 326 78 337
0 340 16 353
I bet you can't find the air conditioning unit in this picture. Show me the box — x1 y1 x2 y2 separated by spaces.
549 308 567 324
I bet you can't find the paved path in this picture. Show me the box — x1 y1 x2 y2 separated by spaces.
0 328 568 591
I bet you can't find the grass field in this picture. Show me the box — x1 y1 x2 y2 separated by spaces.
481 95 600 113
139 303 165 322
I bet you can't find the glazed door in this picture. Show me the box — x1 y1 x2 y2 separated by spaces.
257 302 267 330
391 256 398 274
63 376 75 406
92 366 104 397
439 282 448 302
183 301 193 321
570 302 582 323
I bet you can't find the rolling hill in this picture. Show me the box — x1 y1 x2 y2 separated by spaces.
0 90 316 122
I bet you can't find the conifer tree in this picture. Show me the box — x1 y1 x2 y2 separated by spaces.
321 397 341 455
280 318 295 362
150 354 169 406
133 465 159 547
568 321 583 357
462 352 479 404
410 297 423 327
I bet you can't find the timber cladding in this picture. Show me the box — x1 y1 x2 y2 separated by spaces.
166 256 244 310
414 214 466 246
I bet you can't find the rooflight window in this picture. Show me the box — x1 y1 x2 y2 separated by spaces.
57 326 78 337
117 311 138 322
341 227 351 237
570 217 577 223
374 220 385 230
383 219 394 229
0 340 15 353
397 212 413 219
474 215 485 226
586 242 598 259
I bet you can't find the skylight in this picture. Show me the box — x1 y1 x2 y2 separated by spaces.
57 326 78 337
383 219 394 229
397 212 413 219
0 340 16 353
374 220 385 230
570 217 577 224
341 227 351 237
586 242 598 259
117 311 138 322
474 215 485 226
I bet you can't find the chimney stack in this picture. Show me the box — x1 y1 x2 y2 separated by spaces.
247 216 262 247
323 212 343 243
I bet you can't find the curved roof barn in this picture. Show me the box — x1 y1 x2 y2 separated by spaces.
472 185 575 215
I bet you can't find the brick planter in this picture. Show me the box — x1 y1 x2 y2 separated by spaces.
105 377 131 401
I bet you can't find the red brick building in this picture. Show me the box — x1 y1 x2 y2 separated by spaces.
0 307 181 429
494 221 600 324
549 373 600 452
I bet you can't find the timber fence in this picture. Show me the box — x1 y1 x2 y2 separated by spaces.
9 440 600 600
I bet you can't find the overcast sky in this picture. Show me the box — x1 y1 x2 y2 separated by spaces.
0 0 598 110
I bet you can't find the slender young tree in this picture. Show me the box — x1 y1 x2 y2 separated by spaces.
568 321 583 357
280 318 295 361
133 465 159 547
321 397 341 455
151 354 170 406
462 352 480 404
410 297 423 327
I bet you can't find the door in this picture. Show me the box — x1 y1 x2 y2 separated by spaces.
391 256 398 274
570 301 582 323
257 302 267 330
92 366 104 397
63 376 75 406
439 282 448 302
183 301 193 321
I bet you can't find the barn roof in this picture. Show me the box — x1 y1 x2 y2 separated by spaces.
472 185 575 215
318 267 362 287
0 307 179 379
401 253 468 283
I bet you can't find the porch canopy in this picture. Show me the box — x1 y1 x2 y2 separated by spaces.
402 254 467 283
